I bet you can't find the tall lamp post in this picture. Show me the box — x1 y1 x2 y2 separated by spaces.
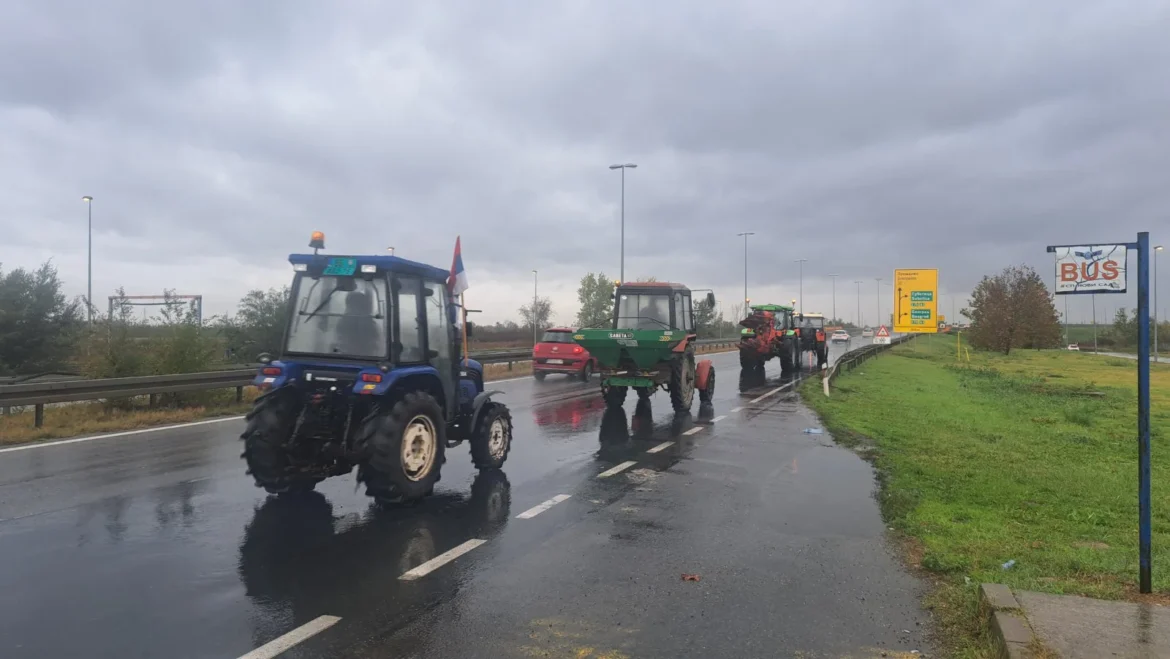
82 195 94 324
875 277 883 328
828 273 839 323
795 259 808 313
1156 245 1164 362
737 232 755 304
532 269 538 346
608 163 637 282
854 280 863 326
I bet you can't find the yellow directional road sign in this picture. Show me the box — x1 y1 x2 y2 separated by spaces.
893 268 938 334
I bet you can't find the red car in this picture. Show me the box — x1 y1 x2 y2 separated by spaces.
532 328 597 381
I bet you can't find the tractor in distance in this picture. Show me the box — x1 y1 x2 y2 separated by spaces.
572 282 716 413
738 303 800 374
241 231 513 504
793 311 830 369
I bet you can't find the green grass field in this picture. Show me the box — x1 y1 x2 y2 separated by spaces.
803 335 1169 657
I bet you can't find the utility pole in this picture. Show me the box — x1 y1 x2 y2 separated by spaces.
828 274 839 323
795 259 808 313
737 232 755 304
82 196 94 324
854 280 863 326
532 269 538 346
875 277 883 327
608 163 637 282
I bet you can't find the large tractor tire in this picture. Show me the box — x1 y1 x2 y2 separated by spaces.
817 344 829 369
241 390 322 496
356 391 447 503
669 352 697 413
470 403 513 470
779 339 796 374
602 382 628 407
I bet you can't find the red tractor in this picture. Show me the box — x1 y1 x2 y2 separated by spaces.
738 303 799 374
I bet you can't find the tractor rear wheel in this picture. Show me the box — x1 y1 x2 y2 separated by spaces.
357 392 446 503
698 364 715 405
241 390 322 495
779 341 795 374
817 344 829 369
669 352 696 413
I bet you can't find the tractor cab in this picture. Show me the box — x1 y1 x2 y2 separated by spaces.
243 232 511 505
612 282 714 332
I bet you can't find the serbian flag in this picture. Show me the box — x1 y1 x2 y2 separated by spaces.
448 236 469 295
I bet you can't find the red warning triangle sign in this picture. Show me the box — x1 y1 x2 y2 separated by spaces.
875 325 890 337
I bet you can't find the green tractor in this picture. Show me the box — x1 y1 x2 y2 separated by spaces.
738 303 801 374
573 282 716 412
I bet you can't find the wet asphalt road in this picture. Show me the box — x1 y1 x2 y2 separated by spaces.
0 339 935 658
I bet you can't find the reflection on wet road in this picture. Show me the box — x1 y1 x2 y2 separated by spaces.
0 340 935 658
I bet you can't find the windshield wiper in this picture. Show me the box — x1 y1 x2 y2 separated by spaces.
302 287 341 321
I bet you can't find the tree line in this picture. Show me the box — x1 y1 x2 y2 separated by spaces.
0 263 749 378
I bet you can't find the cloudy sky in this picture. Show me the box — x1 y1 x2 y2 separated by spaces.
2 0 1168 327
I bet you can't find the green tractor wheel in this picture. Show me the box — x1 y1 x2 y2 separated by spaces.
669 352 696 412
602 383 628 407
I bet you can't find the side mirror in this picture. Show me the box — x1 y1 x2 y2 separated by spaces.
257 353 272 365
465 321 475 338
706 292 716 307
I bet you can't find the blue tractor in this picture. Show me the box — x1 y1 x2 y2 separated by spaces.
241 232 513 503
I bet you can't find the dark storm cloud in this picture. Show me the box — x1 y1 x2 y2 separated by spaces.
1 0 1167 321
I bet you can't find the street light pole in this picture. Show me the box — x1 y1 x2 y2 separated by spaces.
1156 245 1164 361
828 274 839 323
875 277 882 327
532 269 538 346
795 259 808 313
82 196 94 324
609 163 637 282
737 232 755 304
854 280 863 326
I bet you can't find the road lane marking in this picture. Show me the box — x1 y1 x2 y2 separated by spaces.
749 382 794 404
0 416 246 454
711 415 726 423
399 539 487 580
729 407 744 413
683 427 703 436
598 461 638 478
516 494 572 519
237 615 341 659
646 441 674 454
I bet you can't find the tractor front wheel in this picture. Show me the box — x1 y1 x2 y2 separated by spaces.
357 392 447 504
669 353 697 413
602 383 628 407
241 390 322 496
470 403 513 470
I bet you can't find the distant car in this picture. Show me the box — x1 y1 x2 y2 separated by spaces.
861 327 874 339
1067 343 1080 351
533 328 597 381
831 330 851 344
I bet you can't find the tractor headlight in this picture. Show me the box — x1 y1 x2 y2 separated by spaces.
292 263 308 272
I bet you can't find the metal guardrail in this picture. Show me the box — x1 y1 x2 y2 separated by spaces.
821 334 916 396
0 338 738 427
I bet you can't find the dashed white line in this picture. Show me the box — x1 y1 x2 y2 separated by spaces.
711 415 727 423
516 494 572 519
399 538 487 580
598 461 638 478
749 382 793 404
683 426 703 436
0 416 245 454
729 406 744 413
646 441 674 454
237 615 341 659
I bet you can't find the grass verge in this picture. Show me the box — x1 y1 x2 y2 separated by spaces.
802 335 1169 658
0 343 738 447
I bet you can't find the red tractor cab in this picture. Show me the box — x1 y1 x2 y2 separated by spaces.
533 328 597 381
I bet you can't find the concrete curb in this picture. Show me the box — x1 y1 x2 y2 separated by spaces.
981 583 1038 659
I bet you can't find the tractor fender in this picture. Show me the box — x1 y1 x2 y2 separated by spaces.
695 359 714 392
471 390 505 429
